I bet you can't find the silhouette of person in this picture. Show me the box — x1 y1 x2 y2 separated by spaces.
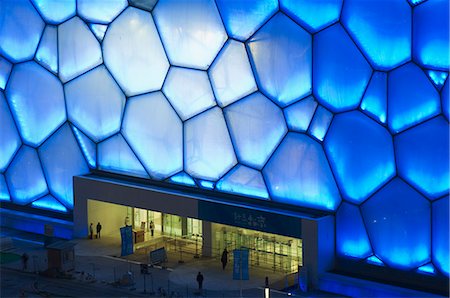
149 221 155 237
89 223 93 240
21 253 28 271
221 248 228 270
196 271 204 290
96 222 102 239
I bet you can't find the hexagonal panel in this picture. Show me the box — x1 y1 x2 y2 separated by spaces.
215 0 278 41
284 96 318 132
342 0 411 70
324 111 395 204
5 146 48 205
413 0 449 70
336 202 372 259
280 0 342 32
263 133 341 211
362 178 431 270
39 124 89 209
153 0 227 70
395 117 449 199
248 12 312 107
122 92 183 180
360 72 387 124
185 107 237 181
216 165 269 200
31 195 68 213
35 26 58 74
0 0 45 62
224 92 287 169
58 17 103 83
31 0 76 24
103 7 169 96
432 197 449 276
0 57 12 90
0 174 10 202
163 67 216 121
0 91 21 172
65 65 125 142
209 40 257 107
77 0 127 24
6 62 66 147
313 24 372 112
388 63 440 133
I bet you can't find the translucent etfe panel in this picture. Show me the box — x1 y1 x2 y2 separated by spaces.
224 92 287 169
284 96 318 132
209 40 257 107
215 0 278 41
0 174 10 202
313 24 372 112
426 70 448 91
324 111 395 204
89 23 108 42
71 125 96 168
388 63 440 133
366 255 384 266
395 117 449 199
31 195 68 213
39 124 89 209
413 0 449 70
5 146 48 205
408 0 427 5
129 0 158 12
98 134 148 178
103 7 169 96
336 203 372 259
0 92 21 172
263 133 340 211
417 263 436 275
308 106 333 142
0 0 44 62
77 0 128 24
185 107 237 181
6 61 66 147
443 79 449 121
280 0 342 32
342 0 411 70
360 72 387 124
361 178 431 270
169 172 196 187
432 197 449 276
199 180 215 189
248 12 311 107
58 17 103 83
31 0 76 24
65 65 125 142
0 56 13 90
216 165 269 199
35 25 58 74
153 0 227 69
163 67 216 121
122 92 183 180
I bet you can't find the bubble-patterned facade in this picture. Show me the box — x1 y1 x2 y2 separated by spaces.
0 0 448 281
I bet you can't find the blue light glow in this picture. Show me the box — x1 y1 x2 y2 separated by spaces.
224 92 287 169
313 24 372 112
308 106 333 142
35 26 58 74
169 172 196 187
5 146 48 205
163 67 216 121
31 0 75 24
103 7 169 96
65 65 125 142
325 111 395 204
360 72 387 124
77 0 128 24
362 178 431 270
443 79 449 121
248 12 312 107
216 165 269 199
185 107 237 181
388 63 440 133
0 56 13 90
215 0 278 41
336 203 372 259
280 0 342 32
0 174 10 202
199 180 215 189
153 0 227 70
366 255 384 266
209 40 257 107
98 134 148 178
263 133 341 211
0 92 21 172
71 125 96 169
426 70 448 90
89 24 108 42
122 92 183 180
38 124 89 209
284 96 318 132
417 263 436 275
6 61 66 147
31 195 68 213
395 117 449 199
432 197 449 276
0 0 45 63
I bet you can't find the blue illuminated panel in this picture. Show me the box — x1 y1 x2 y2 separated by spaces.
362 178 430 270
360 72 387 124
395 117 449 199
0 174 10 202
432 197 449 276
89 24 108 42
366 255 384 266
199 180 215 189
77 0 128 24
0 57 12 90
443 79 449 121
325 111 395 204
248 12 312 107
31 195 68 213
71 125 96 169
308 106 333 142
31 0 76 24
284 96 317 132
217 165 269 200
224 92 287 169
0 92 21 172
426 70 448 91
35 26 58 74
417 263 436 275
169 172 196 187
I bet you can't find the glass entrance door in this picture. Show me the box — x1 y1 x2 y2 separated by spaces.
162 213 182 237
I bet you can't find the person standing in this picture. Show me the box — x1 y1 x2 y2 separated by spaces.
221 248 228 270
196 271 204 291
21 253 29 271
89 223 94 240
96 222 102 239
149 221 155 237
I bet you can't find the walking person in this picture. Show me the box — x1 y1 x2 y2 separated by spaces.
196 271 204 291
89 223 94 240
21 253 29 271
221 248 228 270
96 222 102 239
149 220 155 237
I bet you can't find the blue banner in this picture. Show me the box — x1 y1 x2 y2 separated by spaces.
120 226 133 256
233 249 249 280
